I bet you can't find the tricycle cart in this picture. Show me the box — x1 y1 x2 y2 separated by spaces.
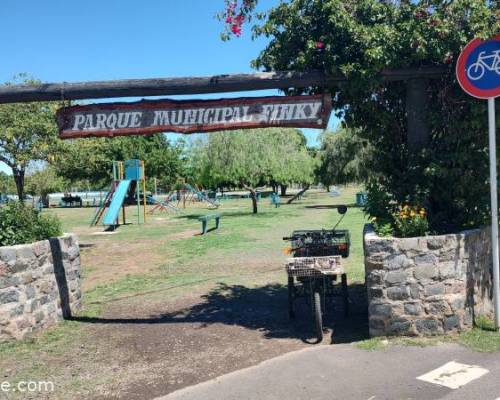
283 205 350 341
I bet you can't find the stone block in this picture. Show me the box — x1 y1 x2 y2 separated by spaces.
366 271 385 285
444 315 460 331
25 285 36 300
369 318 387 331
448 296 465 312
385 271 408 285
16 245 35 261
427 237 446 250
414 264 438 280
0 289 19 305
19 272 34 285
424 283 445 297
32 241 49 257
25 299 40 313
415 319 441 335
387 286 409 301
426 300 452 316
369 303 392 318
389 318 412 335
404 302 422 316
415 253 437 267
397 238 419 252
368 287 384 298
0 248 16 266
409 284 421 299
0 276 20 290
387 254 413 270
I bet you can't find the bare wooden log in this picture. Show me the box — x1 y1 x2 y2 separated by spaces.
287 185 310 204
0 67 447 104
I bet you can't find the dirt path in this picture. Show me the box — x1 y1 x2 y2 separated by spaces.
63 282 367 399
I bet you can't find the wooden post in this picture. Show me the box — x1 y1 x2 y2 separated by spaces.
406 78 430 150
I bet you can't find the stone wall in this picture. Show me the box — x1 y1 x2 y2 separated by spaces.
0 235 81 341
364 225 494 337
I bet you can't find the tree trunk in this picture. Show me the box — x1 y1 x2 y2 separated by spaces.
287 185 310 204
241 181 258 214
326 185 330 192
13 167 25 201
280 185 287 196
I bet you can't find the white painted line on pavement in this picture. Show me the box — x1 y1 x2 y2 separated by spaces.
417 361 489 389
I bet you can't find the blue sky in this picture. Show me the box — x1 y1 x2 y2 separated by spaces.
0 0 338 174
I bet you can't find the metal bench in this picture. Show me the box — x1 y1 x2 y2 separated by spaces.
197 213 221 235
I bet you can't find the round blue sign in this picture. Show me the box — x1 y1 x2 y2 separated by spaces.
457 36 500 99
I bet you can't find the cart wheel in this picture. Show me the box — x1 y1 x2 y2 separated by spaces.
313 291 323 342
341 273 349 317
288 276 295 319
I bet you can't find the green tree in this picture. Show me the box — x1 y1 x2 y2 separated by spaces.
25 166 68 206
228 0 498 233
54 134 185 191
0 171 15 195
0 76 59 200
316 128 371 190
191 128 314 213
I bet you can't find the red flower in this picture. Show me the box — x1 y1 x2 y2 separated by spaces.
231 24 242 36
234 14 245 24
315 41 325 49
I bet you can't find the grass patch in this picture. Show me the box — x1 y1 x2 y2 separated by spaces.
356 335 452 351
459 317 500 352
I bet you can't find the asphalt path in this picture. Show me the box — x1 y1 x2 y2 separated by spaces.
155 343 500 400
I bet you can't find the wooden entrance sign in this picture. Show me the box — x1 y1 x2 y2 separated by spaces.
56 94 332 139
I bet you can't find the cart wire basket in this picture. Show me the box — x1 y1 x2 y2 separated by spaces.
286 255 343 277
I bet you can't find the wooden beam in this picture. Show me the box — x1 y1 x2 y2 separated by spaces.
0 67 447 104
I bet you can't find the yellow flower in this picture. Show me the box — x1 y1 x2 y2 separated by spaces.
410 210 416 217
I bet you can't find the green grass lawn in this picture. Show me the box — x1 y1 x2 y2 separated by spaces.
46 186 368 307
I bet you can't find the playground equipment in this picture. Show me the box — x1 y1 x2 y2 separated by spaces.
148 196 182 215
91 160 147 227
168 184 220 209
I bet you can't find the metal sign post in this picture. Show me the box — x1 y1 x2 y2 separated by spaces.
457 35 500 330
488 97 500 330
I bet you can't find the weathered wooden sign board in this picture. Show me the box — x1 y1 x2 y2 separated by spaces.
57 94 332 139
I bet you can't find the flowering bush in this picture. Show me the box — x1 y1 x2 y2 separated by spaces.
371 205 429 238
393 206 429 238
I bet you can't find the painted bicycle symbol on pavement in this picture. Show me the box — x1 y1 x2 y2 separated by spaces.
457 35 500 99
467 50 500 81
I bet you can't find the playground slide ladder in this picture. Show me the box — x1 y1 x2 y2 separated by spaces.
102 180 132 226
90 186 115 226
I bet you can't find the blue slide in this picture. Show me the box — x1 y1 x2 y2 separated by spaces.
102 180 131 225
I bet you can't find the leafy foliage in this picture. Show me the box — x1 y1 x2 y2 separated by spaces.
0 75 59 200
0 202 62 246
243 0 499 233
25 166 68 206
189 128 315 213
0 172 15 194
316 128 371 188
54 134 185 191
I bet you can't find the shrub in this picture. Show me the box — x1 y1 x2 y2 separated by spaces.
0 202 62 246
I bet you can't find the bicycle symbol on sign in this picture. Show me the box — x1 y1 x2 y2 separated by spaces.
466 50 500 81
